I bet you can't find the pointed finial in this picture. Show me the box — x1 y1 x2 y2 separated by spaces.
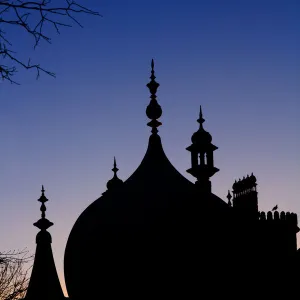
38 185 48 219
34 186 53 231
227 190 232 206
112 156 119 176
106 157 123 190
146 59 162 134
197 105 205 129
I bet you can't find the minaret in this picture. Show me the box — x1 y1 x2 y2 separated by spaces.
186 106 219 193
24 186 65 300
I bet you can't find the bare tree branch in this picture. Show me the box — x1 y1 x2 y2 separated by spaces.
0 0 100 84
0 249 33 300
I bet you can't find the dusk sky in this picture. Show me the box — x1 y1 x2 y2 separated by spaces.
0 0 299 295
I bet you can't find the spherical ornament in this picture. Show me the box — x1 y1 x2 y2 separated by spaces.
146 100 162 121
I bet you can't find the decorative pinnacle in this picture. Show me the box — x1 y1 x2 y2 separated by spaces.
33 185 53 231
146 59 162 134
147 59 159 95
197 105 205 130
106 157 123 190
112 156 119 177
227 190 232 206
38 185 48 219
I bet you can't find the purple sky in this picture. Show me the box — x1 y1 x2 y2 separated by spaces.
0 0 299 295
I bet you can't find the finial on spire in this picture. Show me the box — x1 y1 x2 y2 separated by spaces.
33 186 53 231
106 157 123 190
197 105 205 130
146 59 162 134
191 105 212 145
112 156 119 176
38 185 48 219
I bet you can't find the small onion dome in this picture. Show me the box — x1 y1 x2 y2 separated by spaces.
191 129 212 144
106 157 123 190
191 106 212 144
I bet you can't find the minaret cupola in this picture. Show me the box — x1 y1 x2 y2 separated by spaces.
186 106 219 193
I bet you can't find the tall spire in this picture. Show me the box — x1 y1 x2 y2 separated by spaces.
112 157 118 176
25 186 65 300
146 59 162 134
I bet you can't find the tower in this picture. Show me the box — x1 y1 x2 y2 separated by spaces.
232 173 258 219
186 106 219 193
24 186 65 300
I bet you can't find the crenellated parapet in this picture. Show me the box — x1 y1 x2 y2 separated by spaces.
232 173 257 198
231 173 258 217
256 210 299 256
258 211 299 229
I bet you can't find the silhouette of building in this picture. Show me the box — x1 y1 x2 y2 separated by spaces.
24 60 299 299
24 186 65 300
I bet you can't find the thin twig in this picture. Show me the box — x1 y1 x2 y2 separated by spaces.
0 0 100 83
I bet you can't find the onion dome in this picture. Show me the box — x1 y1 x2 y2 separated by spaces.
64 60 229 300
191 106 212 144
106 157 123 190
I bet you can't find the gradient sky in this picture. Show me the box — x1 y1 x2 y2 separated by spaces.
0 0 299 295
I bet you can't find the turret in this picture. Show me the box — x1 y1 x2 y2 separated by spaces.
24 186 65 300
232 173 258 219
186 106 219 193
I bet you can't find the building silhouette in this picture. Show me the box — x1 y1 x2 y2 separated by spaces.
24 60 299 300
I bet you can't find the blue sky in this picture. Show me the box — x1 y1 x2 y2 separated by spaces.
0 0 299 295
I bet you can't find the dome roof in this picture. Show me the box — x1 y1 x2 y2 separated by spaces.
64 134 229 299
64 61 230 299
191 128 212 144
191 105 213 145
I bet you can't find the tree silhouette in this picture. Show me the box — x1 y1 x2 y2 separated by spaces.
0 249 32 300
0 0 100 84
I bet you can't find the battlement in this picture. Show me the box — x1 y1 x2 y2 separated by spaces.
258 211 298 227
231 173 258 216
232 173 257 198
